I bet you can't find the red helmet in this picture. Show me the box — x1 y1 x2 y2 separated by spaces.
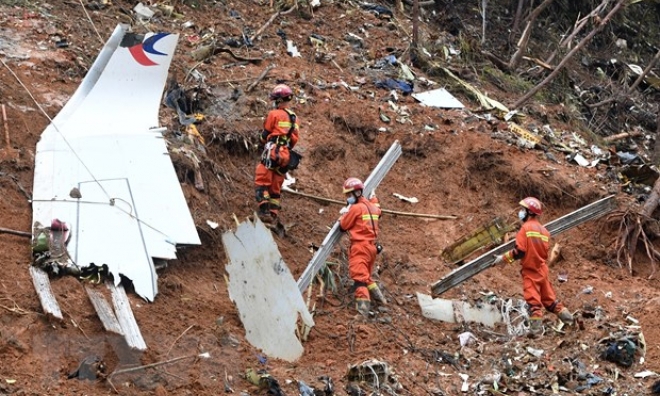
342 177 364 194
520 197 542 215
270 84 293 100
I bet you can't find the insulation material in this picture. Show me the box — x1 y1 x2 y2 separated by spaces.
222 217 314 362
31 24 200 302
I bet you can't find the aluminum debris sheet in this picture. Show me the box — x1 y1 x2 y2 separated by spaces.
431 195 616 296
31 24 200 302
297 140 402 293
222 216 314 362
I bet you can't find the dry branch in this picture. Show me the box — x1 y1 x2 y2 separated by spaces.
108 352 210 393
0 227 31 237
246 64 275 93
508 0 554 70
191 45 263 64
602 131 643 142
546 0 611 64
250 4 298 43
1 104 9 148
587 49 660 109
512 0 628 109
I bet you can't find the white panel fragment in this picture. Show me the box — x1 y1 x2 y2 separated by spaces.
417 293 502 327
222 217 314 362
412 88 464 109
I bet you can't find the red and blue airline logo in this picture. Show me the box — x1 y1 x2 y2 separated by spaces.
128 32 170 66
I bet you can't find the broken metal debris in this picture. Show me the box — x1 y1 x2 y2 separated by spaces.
222 216 314 362
441 216 515 265
68 355 106 380
346 360 401 395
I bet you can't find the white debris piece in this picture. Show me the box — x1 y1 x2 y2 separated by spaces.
412 88 464 109
417 293 503 327
286 40 301 57
393 193 419 203
458 332 477 347
206 220 219 229
133 3 155 20
222 217 314 362
459 373 469 392
634 370 657 378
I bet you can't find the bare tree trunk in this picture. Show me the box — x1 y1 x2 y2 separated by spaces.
508 0 554 70
643 177 660 217
512 0 525 35
481 0 488 44
512 0 628 110
411 0 419 56
654 107 660 165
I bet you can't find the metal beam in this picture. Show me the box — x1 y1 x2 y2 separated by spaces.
297 141 402 293
430 195 616 296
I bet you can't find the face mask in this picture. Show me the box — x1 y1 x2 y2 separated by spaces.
518 209 528 221
347 196 357 205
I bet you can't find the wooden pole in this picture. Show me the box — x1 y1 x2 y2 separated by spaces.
284 188 458 220
1 104 9 148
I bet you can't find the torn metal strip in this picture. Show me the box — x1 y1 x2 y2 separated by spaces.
222 216 313 362
85 285 123 335
297 140 402 293
29 266 63 319
431 195 616 296
108 283 147 350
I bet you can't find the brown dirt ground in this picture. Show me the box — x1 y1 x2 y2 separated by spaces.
1 1 659 395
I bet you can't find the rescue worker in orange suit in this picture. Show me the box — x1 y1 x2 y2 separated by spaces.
255 84 300 223
338 177 387 317
493 197 574 336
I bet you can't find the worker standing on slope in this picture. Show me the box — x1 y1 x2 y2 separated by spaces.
339 177 387 317
255 84 301 224
493 197 574 336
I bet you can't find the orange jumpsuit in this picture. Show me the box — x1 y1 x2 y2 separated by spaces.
503 217 564 319
254 107 299 218
339 196 382 302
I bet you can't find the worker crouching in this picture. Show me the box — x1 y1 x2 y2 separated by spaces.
338 177 387 317
493 197 574 336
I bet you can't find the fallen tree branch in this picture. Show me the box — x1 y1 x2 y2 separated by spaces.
0 227 31 237
108 352 210 393
246 64 275 93
250 4 298 43
603 130 643 142
191 44 263 64
284 188 458 219
522 56 554 71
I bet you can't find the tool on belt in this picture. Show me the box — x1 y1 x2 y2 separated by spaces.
261 109 302 171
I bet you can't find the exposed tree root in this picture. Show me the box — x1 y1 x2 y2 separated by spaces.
610 210 660 279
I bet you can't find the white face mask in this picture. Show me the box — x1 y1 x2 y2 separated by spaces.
518 209 528 221
347 196 357 205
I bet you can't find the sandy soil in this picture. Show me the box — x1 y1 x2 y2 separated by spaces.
1 1 659 395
